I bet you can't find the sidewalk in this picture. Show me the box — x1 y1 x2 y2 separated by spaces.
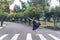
0 23 7 30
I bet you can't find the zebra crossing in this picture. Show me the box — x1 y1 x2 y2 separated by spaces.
0 33 60 40
11 34 20 40
0 34 8 40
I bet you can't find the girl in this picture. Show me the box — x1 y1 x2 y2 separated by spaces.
28 17 41 35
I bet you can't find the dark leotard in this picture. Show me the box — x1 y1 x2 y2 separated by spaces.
32 21 39 30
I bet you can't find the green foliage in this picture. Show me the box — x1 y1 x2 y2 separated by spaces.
32 0 49 6
0 1 10 13
50 6 60 17
14 13 24 18
55 6 60 12
55 7 60 17
24 6 43 19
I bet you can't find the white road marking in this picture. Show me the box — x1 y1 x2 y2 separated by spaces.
11 34 20 40
0 34 8 40
48 34 60 40
26 33 32 40
0 33 60 40
38 34 47 40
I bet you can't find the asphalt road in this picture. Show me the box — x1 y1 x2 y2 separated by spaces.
0 22 60 40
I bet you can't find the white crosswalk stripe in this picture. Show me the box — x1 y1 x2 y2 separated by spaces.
0 33 60 40
11 34 20 40
0 34 8 40
48 34 60 40
26 33 32 40
38 34 47 40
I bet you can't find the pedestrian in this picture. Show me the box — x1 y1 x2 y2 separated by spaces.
28 17 41 35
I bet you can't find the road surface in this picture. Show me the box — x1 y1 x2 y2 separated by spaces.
0 22 60 40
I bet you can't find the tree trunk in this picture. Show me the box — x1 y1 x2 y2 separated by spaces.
54 16 57 29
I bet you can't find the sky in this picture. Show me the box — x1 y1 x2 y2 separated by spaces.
22 0 28 3
50 0 59 8
9 0 60 10
20 0 60 7
22 0 60 8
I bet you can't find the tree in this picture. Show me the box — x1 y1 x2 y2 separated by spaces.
14 5 20 12
31 0 50 10
21 2 27 10
31 0 50 24
50 6 60 29
45 12 52 22
0 1 10 13
58 0 60 6
24 5 43 19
